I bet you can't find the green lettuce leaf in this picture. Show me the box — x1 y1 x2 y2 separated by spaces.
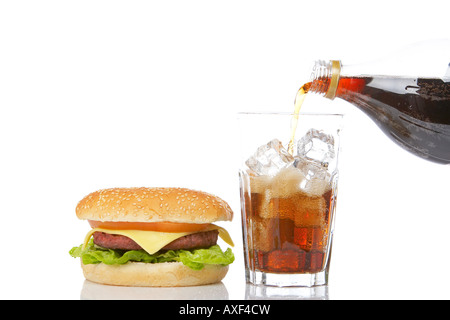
177 245 235 270
69 239 234 270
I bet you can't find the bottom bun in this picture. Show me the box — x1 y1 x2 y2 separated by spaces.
81 262 229 287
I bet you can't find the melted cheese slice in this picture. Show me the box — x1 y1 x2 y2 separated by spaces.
83 224 234 255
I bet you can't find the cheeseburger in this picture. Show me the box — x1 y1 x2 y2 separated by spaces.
69 187 235 287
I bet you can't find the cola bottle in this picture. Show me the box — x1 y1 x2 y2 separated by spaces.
307 40 450 164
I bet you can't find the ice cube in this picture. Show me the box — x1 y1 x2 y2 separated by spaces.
297 129 335 166
293 196 326 227
293 157 331 197
246 139 294 176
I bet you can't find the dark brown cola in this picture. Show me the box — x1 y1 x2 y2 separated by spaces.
241 167 335 274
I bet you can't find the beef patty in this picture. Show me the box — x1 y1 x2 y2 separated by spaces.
92 229 219 251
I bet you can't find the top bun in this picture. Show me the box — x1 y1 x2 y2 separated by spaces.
76 187 233 224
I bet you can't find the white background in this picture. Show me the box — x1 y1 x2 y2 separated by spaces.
1 0 449 300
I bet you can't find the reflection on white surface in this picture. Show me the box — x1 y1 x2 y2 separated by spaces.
81 280 229 300
245 284 328 300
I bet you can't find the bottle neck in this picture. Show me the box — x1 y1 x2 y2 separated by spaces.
309 60 342 100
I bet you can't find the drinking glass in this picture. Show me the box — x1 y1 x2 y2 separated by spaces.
238 112 343 287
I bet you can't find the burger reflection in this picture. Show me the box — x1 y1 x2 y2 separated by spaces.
81 280 229 300
245 283 329 300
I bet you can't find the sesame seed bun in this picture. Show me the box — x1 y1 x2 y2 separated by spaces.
76 187 233 224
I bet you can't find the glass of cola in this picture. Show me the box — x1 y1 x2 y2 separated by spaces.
238 112 343 287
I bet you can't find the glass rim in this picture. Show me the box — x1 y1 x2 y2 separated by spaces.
237 111 344 117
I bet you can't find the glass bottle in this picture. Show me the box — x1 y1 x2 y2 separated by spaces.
307 40 450 164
